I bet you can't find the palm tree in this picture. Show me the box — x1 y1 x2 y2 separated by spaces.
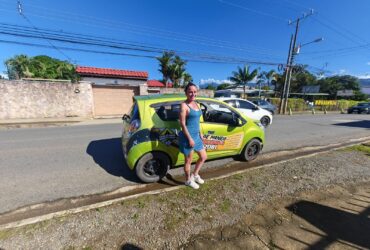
229 65 258 98
5 54 32 79
157 51 174 88
169 55 187 87
262 69 277 90
182 72 193 85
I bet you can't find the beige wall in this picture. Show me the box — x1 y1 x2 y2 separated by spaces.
92 85 139 117
0 80 93 119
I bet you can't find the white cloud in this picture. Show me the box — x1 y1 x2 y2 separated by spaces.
199 78 233 85
367 62 370 66
0 73 8 79
338 69 347 75
356 73 370 79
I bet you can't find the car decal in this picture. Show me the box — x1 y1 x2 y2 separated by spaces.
202 132 244 151
127 128 179 152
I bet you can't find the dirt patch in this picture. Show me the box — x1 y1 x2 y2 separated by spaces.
183 183 370 250
0 146 370 249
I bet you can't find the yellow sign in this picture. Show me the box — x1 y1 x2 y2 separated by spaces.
315 100 337 106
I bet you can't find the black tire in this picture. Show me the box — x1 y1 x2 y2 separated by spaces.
260 116 270 127
239 139 262 162
135 152 170 183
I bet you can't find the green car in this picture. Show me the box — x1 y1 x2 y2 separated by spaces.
122 94 265 183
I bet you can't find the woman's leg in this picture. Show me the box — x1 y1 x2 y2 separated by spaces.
184 150 194 181
193 148 207 176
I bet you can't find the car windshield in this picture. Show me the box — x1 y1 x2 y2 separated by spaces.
358 103 369 106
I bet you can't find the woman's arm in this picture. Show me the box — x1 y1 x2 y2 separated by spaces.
179 102 195 147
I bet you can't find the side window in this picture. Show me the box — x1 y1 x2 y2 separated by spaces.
130 102 140 122
225 100 237 108
238 100 256 110
200 101 237 125
153 102 181 121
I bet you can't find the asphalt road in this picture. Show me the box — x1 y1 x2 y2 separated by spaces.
0 114 369 214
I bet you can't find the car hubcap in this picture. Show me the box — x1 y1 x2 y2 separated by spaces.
247 144 259 157
143 159 161 176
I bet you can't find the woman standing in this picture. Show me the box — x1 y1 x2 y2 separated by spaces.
179 83 207 189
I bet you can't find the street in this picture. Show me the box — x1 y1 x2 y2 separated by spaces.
0 114 369 214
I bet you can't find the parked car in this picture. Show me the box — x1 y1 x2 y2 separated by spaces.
214 89 242 98
251 99 277 115
347 102 370 114
122 94 265 183
216 97 273 127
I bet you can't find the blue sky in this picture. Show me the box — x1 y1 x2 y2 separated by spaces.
1 0 370 84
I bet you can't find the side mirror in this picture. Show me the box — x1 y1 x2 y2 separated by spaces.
252 106 259 111
122 114 130 122
230 113 240 126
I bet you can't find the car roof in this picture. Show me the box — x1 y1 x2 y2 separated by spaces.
216 97 253 102
134 94 216 103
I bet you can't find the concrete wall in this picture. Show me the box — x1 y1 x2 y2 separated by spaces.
0 80 93 119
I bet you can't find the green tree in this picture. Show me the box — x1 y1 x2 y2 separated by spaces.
259 69 276 90
318 75 365 100
291 69 317 93
229 65 258 98
157 52 191 88
183 72 193 85
157 51 174 88
205 84 216 90
217 83 231 90
4 55 78 81
5 54 33 80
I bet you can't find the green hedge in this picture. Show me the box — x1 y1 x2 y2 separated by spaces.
248 97 365 112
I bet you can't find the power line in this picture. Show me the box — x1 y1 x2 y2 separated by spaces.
312 16 364 46
16 0 73 62
0 0 284 58
218 0 288 22
0 22 285 64
0 38 283 66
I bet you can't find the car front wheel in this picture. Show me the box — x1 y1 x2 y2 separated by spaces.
260 116 271 127
135 152 170 183
239 139 262 162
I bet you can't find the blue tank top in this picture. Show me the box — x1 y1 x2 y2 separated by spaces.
185 103 201 135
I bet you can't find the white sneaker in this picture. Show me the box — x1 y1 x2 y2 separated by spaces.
185 180 199 189
193 174 205 184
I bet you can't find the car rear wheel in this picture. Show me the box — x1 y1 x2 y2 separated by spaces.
135 152 170 183
260 116 270 127
239 139 262 162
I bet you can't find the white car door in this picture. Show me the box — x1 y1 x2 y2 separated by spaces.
236 100 261 121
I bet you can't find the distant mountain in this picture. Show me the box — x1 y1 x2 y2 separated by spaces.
359 78 370 87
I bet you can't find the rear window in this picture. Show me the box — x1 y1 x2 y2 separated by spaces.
152 102 181 121
130 102 140 122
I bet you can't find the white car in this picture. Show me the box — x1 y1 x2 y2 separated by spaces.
216 97 273 127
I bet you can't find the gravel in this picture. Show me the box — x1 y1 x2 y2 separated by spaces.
0 147 370 249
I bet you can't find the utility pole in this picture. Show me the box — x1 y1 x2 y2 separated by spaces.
283 18 300 114
279 34 293 114
279 9 315 114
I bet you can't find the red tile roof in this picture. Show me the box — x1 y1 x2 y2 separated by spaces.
76 66 148 80
147 80 173 88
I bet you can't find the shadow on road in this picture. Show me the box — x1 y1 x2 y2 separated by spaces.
86 137 140 183
286 199 370 249
332 120 370 129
